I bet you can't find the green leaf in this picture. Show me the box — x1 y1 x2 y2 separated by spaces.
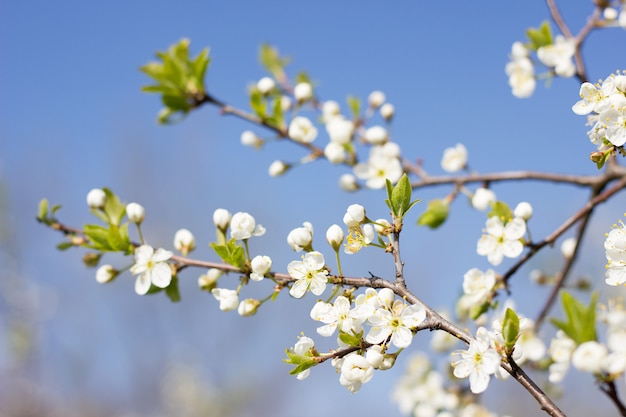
289 359 316 375
487 201 512 222
502 308 520 353
102 188 126 226
106 223 131 252
259 44 290 79
338 330 363 347
84 224 111 250
269 96 285 128
56 242 74 251
526 21 553 51
417 199 449 229
37 198 49 221
390 174 417 219
347 96 361 120
210 239 245 268
469 301 490 321
249 88 267 119
51 204 62 215
550 291 598 345
165 276 181 302
295 72 311 85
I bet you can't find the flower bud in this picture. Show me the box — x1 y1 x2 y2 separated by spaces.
471 188 496 211
373 218 391 235
339 174 359 192
322 100 341 119
198 268 222 291
238 298 261 316
560 237 577 259
326 224 344 251
363 125 388 145
126 202 145 223
294 82 313 102
240 130 263 148
213 208 232 230
324 142 347 164
280 95 292 111
268 160 290 177
257 76 275 95
87 188 106 209
343 204 366 226
590 151 605 163
287 222 314 252
368 91 386 108
326 118 354 144
174 228 195 256
514 201 533 220
95 264 117 284
603 7 618 21
441 143 468 173
250 255 272 281
365 345 385 368
380 103 395 121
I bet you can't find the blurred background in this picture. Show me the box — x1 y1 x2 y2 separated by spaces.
2 1 626 416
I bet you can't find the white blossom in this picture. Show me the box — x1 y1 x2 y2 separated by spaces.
452 327 501 394
477 217 526 265
268 160 290 177
363 125 388 145
560 237 577 259
240 130 263 148
212 288 239 312
366 300 426 349
471 188 496 211
537 35 576 77
250 255 272 281
230 212 265 240
287 222 314 252
288 116 318 143
441 143 468 173
287 251 328 298
130 245 173 295
339 353 374 393
380 103 395 120
571 341 608 374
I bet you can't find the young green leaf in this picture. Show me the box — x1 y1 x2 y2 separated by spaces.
487 201 513 222
165 276 181 302
37 198 49 221
347 96 361 120
210 239 245 268
502 308 520 353
550 291 598 345
417 199 449 229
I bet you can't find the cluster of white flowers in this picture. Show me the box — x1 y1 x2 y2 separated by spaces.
537 35 576 78
547 302 626 384
505 42 536 98
441 143 468 173
452 327 503 394
506 34 576 99
206 208 270 315
299 287 426 393
604 217 626 285
572 72 626 150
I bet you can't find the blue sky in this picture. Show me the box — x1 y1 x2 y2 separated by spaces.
2 1 626 416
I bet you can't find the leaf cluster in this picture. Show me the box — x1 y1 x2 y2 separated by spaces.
141 38 211 123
